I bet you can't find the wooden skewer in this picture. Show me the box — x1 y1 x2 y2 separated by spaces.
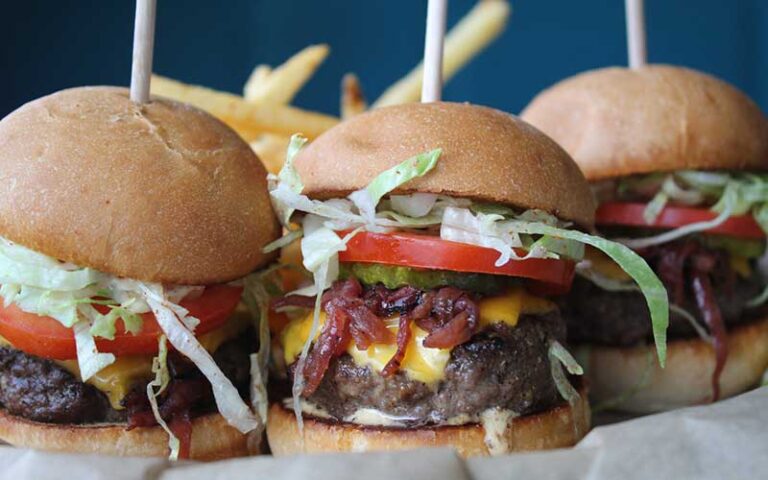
130 0 157 103
421 0 448 103
625 0 647 69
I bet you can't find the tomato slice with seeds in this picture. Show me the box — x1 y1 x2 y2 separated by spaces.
596 202 765 239
338 231 575 289
0 285 242 360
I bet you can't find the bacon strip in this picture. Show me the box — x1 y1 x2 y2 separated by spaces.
419 288 479 349
382 315 412 377
641 240 731 402
169 413 193 459
692 266 728 402
301 302 350 396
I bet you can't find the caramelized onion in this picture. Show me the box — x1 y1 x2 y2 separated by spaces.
273 278 480 395
382 315 412 377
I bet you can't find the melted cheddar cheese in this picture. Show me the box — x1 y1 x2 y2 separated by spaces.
587 245 754 280
584 247 631 281
282 287 556 385
729 255 752 278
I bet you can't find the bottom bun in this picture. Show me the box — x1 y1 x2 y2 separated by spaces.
0 410 260 460
267 387 590 457
578 316 768 413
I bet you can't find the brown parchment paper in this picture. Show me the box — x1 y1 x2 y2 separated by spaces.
1 386 766 480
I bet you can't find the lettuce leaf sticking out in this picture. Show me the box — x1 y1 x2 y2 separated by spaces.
349 149 441 225
73 317 116 381
242 268 282 430
548 340 583 407
146 335 180 460
441 207 669 366
621 171 768 248
139 283 260 434
268 134 307 227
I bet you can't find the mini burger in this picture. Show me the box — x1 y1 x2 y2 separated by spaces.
264 102 668 456
522 65 768 412
0 87 280 459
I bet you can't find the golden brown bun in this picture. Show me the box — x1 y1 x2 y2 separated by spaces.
267 387 590 457
0 411 260 460
521 65 768 181
578 316 768 413
0 87 280 284
295 102 596 229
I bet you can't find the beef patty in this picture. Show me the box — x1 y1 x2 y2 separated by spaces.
0 330 254 425
562 264 765 347
294 312 567 427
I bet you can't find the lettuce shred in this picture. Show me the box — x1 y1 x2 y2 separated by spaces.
619 171 768 248
139 283 259 434
146 335 180 460
0 239 198 380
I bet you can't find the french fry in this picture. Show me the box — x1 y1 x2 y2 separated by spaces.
243 64 272 101
340 73 367 119
151 75 339 140
373 0 511 107
250 134 290 175
244 44 330 106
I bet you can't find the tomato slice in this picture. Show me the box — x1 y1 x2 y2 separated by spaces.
338 231 575 288
0 285 243 360
596 202 765 239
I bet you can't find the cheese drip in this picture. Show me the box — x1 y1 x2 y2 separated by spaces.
282 287 556 385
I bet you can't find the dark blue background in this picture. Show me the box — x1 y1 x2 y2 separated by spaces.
1 1 766 117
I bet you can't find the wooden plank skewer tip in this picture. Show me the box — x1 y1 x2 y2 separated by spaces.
421 0 448 103
625 0 647 69
130 0 157 103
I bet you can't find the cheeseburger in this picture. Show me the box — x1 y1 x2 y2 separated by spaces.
522 65 768 412
265 102 668 456
0 87 280 458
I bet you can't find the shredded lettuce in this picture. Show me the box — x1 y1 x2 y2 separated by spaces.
0 239 99 291
0 238 182 375
549 340 583 376
442 207 668 365
669 304 711 342
292 259 331 436
619 171 768 248
623 187 735 249
747 284 768 309
390 193 438 218
643 176 705 224
643 191 669 224
548 340 582 406
139 283 259 434
268 134 307 226
349 149 441 225
146 335 180 460
263 228 303 254
242 267 284 427
73 318 116 381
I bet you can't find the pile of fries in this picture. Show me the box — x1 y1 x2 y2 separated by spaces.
150 0 511 174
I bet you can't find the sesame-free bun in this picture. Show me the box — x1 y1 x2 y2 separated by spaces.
295 102 596 229
267 387 590 457
0 411 260 461
0 87 280 284
521 65 768 181
577 316 768 413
